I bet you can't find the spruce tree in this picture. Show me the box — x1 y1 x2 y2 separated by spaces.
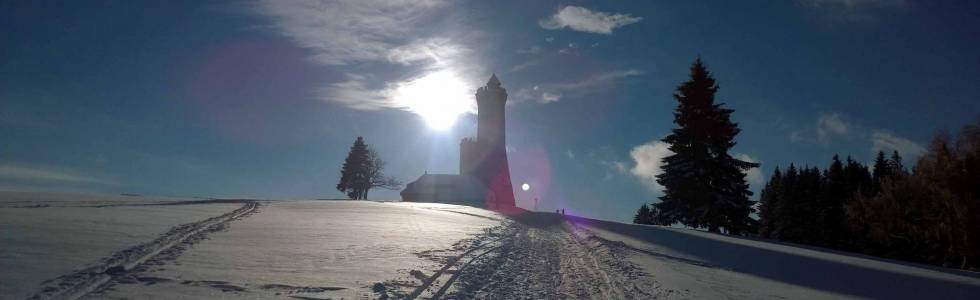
757 167 782 238
820 155 848 247
655 58 759 234
872 151 890 193
337 136 370 199
774 164 800 241
890 150 907 176
633 204 652 224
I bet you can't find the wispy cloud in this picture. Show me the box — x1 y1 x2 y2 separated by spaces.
516 45 543 55
513 69 643 104
800 0 908 10
816 113 850 143
508 60 540 73
386 38 469 66
252 0 448 65
798 0 910 22
539 6 642 34
553 69 643 90
252 0 479 116
871 130 926 159
0 164 113 185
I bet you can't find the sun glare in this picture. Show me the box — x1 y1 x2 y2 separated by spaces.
392 70 472 130
521 183 530 191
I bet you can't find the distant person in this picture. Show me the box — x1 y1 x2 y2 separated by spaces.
561 209 565 215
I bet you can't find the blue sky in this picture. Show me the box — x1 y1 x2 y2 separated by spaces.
2 1 979 222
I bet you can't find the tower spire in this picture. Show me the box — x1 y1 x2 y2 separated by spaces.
486 73 501 88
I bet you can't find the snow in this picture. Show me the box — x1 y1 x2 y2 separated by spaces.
87 201 503 299
3 191 979 299
0 192 243 299
567 216 980 299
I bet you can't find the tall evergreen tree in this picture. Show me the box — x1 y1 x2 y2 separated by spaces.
336 137 401 200
757 167 782 238
337 137 370 199
633 204 652 224
772 164 800 241
872 151 891 192
655 58 759 234
819 155 848 247
890 150 907 177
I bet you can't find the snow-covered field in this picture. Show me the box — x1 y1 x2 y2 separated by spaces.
0 192 243 299
89 201 503 299
2 192 979 299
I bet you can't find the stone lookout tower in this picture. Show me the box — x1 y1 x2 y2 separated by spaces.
401 74 516 209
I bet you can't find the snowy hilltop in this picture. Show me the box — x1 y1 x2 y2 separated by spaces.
2 192 979 299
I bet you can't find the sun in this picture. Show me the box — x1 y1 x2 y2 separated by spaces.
392 70 472 130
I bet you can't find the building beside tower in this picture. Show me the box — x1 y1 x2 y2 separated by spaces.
400 74 516 209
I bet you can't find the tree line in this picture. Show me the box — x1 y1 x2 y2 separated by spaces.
336 136 402 200
757 121 980 270
631 58 979 270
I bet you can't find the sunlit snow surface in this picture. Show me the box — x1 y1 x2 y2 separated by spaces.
3 192 979 299
0 192 242 299
89 201 502 299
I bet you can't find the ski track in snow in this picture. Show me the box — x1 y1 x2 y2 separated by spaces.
28 201 260 300
376 211 664 299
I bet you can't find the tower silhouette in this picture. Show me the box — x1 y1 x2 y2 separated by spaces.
472 74 515 208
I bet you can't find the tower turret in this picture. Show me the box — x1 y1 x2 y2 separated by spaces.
475 74 508 150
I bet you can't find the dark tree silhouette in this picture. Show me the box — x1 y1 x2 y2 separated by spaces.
655 58 758 235
757 119 980 270
337 137 401 200
871 151 891 193
757 167 782 238
362 149 403 199
633 203 652 224
338 137 370 199
818 155 847 247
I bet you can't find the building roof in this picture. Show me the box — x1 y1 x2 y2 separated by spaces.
400 173 487 200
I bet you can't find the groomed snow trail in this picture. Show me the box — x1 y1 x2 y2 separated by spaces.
378 212 664 299
29 200 259 300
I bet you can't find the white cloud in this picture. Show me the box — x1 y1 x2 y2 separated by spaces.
508 60 539 73
319 74 393 110
539 6 642 34
545 37 555 43
253 0 483 117
540 92 562 103
800 0 907 9
799 0 910 22
552 69 643 90
566 150 575 160
386 38 468 66
512 69 643 104
253 0 448 65
816 113 850 142
0 164 113 185
628 141 673 192
516 46 542 55
871 130 926 159
735 153 764 188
